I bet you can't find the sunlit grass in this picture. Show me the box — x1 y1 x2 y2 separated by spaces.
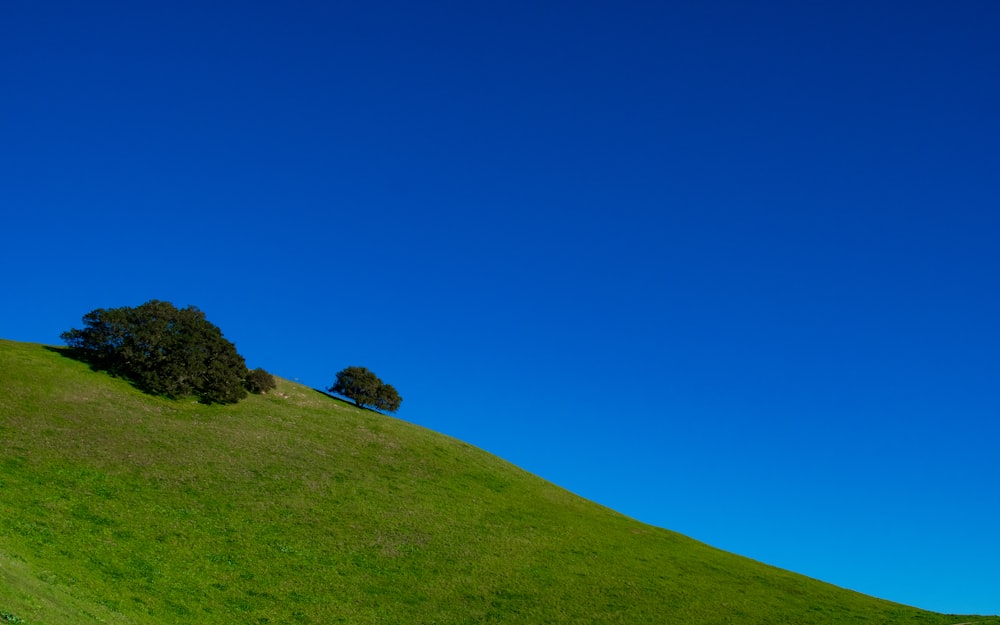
1 338 996 624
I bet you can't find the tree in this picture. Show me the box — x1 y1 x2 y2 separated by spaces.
245 367 276 394
61 300 249 404
328 366 402 413
374 383 402 413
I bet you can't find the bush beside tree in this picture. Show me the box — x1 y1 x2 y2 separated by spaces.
245 367 277 394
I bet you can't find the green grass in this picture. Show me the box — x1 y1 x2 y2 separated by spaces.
0 338 995 624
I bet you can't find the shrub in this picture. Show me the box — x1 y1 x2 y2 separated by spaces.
0 610 26 623
245 367 277 394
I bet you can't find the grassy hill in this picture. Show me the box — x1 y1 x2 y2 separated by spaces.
0 338 994 625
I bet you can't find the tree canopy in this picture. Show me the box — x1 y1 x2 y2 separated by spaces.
61 300 250 404
329 366 402 413
245 367 277 394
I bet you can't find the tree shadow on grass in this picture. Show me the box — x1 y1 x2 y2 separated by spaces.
44 344 145 392
44 344 98 368
44 344 153 394
312 387 369 410
43 345 221 405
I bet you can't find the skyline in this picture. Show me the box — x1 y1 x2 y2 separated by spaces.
3 0 998 615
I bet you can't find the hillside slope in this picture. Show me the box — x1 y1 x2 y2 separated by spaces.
0 339 992 624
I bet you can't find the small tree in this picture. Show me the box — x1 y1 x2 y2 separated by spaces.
245 368 276 394
328 366 402 413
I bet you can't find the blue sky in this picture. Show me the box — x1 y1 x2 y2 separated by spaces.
3 0 998 615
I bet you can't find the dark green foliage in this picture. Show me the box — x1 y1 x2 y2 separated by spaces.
61 300 248 404
375 383 402 413
244 367 276 394
329 366 403 413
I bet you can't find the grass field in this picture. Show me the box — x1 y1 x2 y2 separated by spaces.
0 338 995 624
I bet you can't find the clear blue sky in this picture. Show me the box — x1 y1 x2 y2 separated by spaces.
3 0 998 615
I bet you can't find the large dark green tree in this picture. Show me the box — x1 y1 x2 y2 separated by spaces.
329 366 403 413
61 300 249 404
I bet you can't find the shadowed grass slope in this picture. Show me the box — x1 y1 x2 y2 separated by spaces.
0 339 995 625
